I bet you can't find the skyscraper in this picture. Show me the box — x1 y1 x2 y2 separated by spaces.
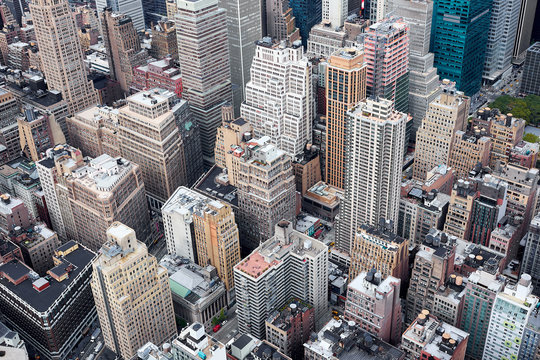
521 214 540 296
430 0 492 95
362 17 410 114
289 0 321 47
95 0 145 31
100 9 149 94
482 0 521 83
513 0 537 63
265 0 300 41
483 274 539 360
325 48 367 189
521 42 540 96
218 0 262 115
91 222 176 360
389 0 441 136
322 0 347 27
117 89 188 211
413 81 470 181
29 0 98 114
176 0 233 163
0 89 22 162
336 98 406 253
234 221 328 339
241 39 314 157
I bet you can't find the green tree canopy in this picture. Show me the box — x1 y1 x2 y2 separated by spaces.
489 95 540 124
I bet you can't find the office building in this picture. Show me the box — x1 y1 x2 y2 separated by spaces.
509 141 539 169
160 255 228 332
214 111 254 169
231 137 296 252
336 98 405 253
100 9 149 94
362 17 410 113
176 0 232 162
401 312 469 360
483 274 539 360
241 38 314 157
413 81 470 180
289 0 321 47
325 48 367 189
171 323 227 359
265 298 314 359
117 89 187 211
430 0 492 95
521 42 540 95
0 89 22 162
18 108 66 162
459 270 505 360
54 153 151 251
149 20 178 61
348 221 409 284
468 175 507 247
389 0 441 136
95 0 144 31
448 131 492 179
443 180 477 240
344 271 402 345
522 214 540 296
302 181 341 221
91 222 176 360
132 57 182 98
406 229 457 324
303 318 406 359
518 310 540 360
482 0 521 83
265 0 300 42
292 146 321 196
0 241 96 360
161 187 241 291
67 106 121 159
234 221 328 339
322 0 346 28
0 194 32 234
218 0 261 115
29 0 98 114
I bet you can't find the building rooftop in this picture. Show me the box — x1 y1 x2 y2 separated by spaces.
162 186 228 220
172 322 226 360
454 237 505 275
235 221 327 279
467 270 505 293
358 220 406 246
348 271 399 299
305 181 342 206
266 298 313 333
511 140 539 156
160 254 224 305
0 241 94 312
8 222 56 249
233 137 287 167
304 318 404 359
193 166 238 207
0 194 24 215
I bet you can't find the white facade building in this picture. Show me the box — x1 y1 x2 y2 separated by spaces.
483 273 539 360
335 97 406 253
322 0 347 28
234 221 328 339
95 0 145 31
241 39 314 157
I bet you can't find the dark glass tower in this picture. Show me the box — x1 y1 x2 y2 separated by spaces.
289 0 322 47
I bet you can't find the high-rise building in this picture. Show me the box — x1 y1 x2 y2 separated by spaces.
510 141 539 169
522 214 540 296
448 130 492 179
100 9 149 94
91 222 176 360
521 42 540 95
336 98 405 253
430 0 492 95
0 89 22 162
36 145 85 240
482 0 521 84
406 229 456 324
241 39 314 157
0 241 97 360
513 0 537 64
443 180 477 240
322 0 346 28
132 57 183 97
518 310 540 360
18 108 66 162
149 20 178 61
401 312 469 360
265 298 314 359
483 274 539 360
214 110 254 169
289 0 321 47
234 221 328 339
231 137 296 253
413 82 470 180
265 0 300 42
344 271 402 345
171 322 227 359
95 0 145 31
362 17 410 114
29 0 98 114
325 48 367 189
389 0 441 137
348 221 409 284
459 270 505 360
117 89 188 211
176 0 233 162
161 187 241 291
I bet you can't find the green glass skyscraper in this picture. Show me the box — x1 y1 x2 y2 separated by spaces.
430 0 492 95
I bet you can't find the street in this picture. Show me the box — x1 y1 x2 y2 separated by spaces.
211 304 239 344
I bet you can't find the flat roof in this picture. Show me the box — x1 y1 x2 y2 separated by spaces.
194 166 238 207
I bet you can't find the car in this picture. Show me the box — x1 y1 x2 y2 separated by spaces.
222 320 228 325
332 310 338 315
333 316 340 320
213 324 221 333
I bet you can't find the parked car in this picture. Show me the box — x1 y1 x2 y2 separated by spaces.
213 324 221 333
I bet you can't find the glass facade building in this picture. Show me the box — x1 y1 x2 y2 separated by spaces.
430 0 493 95
289 0 322 47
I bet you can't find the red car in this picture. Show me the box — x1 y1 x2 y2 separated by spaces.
213 324 221 333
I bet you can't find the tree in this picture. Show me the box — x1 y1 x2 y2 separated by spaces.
489 94 540 124
523 133 540 143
